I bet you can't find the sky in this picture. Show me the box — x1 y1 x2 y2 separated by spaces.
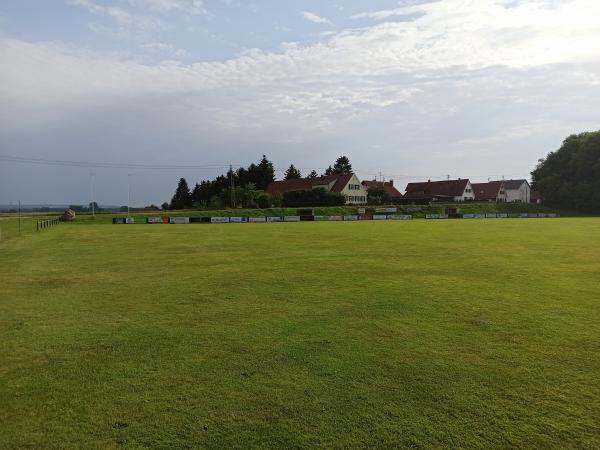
1 0 599 206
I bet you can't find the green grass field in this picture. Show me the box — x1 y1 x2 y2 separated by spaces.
1 219 599 448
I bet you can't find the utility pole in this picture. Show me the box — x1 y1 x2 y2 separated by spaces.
90 171 95 219
18 200 21 235
127 173 132 218
230 164 236 209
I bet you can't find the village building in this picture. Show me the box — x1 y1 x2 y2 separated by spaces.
472 181 507 202
530 190 543 204
404 179 475 202
266 173 368 205
495 179 531 203
361 180 403 201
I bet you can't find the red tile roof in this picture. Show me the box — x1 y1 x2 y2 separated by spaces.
266 174 354 195
530 190 543 202
472 181 504 201
362 180 403 198
404 179 470 199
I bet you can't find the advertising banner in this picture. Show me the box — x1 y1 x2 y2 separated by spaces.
229 217 248 223
425 214 440 219
462 214 475 219
211 217 230 223
497 213 508 218
249 217 267 223
125 218 135 224
485 214 497 218
112 218 126 224
328 216 344 221
474 214 486 219
373 215 387 220
169 217 190 224
376 207 397 213
387 215 412 220
344 215 359 221
314 216 328 221
284 216 301 222
147 217 163 224
267 216 283 222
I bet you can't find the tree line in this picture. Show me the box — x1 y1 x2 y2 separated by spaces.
168 155 354 210
532 130 600 212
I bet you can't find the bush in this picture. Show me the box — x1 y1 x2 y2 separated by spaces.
282 188 345 207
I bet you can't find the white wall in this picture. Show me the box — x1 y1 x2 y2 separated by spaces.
506 182 531 202
340 174 368 204
454 181 475 201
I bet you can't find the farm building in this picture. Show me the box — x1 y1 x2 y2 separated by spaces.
361 180 403 200
472 181 507 202
266 173 368 205
404 179 475 202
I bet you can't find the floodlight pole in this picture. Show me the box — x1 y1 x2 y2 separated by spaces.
18 200 21 235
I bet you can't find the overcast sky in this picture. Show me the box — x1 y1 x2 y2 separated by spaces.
1 0 599 206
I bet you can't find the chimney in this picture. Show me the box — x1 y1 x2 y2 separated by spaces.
389 179 394 186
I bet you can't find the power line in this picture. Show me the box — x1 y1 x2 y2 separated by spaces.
0 154 528 181
0 155 232 170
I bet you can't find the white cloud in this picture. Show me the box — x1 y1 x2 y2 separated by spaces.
301 11 333 26
71 0 160 32
2 0 600 144
126 0 206 15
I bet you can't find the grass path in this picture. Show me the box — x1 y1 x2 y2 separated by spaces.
1 219 599 448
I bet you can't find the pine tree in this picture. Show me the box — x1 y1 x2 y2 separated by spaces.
255 155 276 190
308 170 318 178
170 178 192 210
332 156 353 174
284 164 302 180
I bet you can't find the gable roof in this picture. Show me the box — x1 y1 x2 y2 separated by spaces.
362 180 403 198
404 179 470 199
266 173 354 195
472 181 504 201
499 179 529 190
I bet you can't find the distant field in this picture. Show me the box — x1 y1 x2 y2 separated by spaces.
1 219 599 448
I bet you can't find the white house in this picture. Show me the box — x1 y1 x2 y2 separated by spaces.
499 179 531 203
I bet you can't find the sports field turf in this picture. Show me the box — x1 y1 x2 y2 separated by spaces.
1 219 599 448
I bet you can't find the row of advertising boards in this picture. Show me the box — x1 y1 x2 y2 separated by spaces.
112 212 559 224
425 213 559 219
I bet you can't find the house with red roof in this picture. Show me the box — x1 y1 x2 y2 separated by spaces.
361 180 403 201
404 179 475 202
266 173 368 205
472 181 507 202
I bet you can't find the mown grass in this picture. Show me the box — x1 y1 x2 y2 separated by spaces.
1 219 599 448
